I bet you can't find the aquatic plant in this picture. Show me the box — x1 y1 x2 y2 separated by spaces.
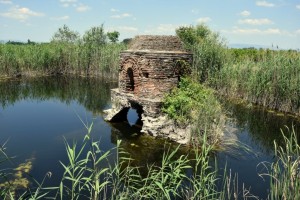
210 49 300 116
259 127 300 200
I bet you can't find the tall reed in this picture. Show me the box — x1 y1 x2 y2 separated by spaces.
0 43 126 78
209 50 300 116
259 127 300 200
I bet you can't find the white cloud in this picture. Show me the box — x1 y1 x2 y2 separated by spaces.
296 29 300 34
111 13 132 19
51 15 69 21
196 17 211 23
238 18 273 25
0 0 12 4
239 10 251 17
296 5 300 10
110 8 119 12
256 1 275 7
76 4 90 12
1 6 44 22
224 27 282 35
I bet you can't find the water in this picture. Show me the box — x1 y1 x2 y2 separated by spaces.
0 76 299 198
217 102 300 198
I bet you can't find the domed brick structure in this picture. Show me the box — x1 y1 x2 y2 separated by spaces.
105 35 193 143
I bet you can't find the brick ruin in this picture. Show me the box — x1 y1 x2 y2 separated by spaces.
104 35 193 143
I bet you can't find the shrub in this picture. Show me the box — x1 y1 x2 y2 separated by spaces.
162 77 224 144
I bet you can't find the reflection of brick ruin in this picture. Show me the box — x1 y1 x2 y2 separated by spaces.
105 35 193 143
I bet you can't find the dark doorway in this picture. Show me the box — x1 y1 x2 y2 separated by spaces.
127 68 134 91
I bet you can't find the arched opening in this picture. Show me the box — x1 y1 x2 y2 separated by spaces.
109 102 143 127
127 108 140 126
126 68 135 91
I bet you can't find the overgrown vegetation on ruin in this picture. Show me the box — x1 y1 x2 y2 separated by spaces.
162 77 223 145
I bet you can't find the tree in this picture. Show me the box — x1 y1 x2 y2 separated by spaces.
51 24 80 43
107 31 120 43
83 25 107 46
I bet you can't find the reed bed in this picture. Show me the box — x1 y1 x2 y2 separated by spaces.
209 50 300 116
0 43 126 79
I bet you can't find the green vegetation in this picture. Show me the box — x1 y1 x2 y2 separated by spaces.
0 24 126 79
176 24 300 117
210 49 300 116
176 24 228 82
0 42 125 78
162 77 223 145
259 127 300 199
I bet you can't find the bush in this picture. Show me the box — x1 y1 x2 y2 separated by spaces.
162 77 223 144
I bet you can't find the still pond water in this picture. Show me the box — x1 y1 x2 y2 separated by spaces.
0 76 299 198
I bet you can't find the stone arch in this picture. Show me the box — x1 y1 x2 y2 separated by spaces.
109 101 143 127
120 58 140 93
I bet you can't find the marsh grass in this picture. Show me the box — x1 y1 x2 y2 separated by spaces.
259 126 300 200
0 43 126 79
49 123 223 199
209 50 300 116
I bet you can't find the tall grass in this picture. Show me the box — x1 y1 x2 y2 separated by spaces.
50 124 223 199
176 24 300 116
210 50 300 116
259 127 300 200
0 43 126 79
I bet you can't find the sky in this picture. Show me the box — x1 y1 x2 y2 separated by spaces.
0 0 300 49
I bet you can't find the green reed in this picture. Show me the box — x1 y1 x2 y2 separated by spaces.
0 43 126 78
259 126 300 200
209 49 300 116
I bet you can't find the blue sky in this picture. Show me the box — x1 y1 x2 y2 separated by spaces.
1 0 299 49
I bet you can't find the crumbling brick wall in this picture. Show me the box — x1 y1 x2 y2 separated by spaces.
119 35 192 99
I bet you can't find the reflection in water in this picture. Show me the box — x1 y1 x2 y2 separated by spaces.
224 102 300 153
0 155 35 196
0 76 116 113
0 76 118 190
218 101 300 199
